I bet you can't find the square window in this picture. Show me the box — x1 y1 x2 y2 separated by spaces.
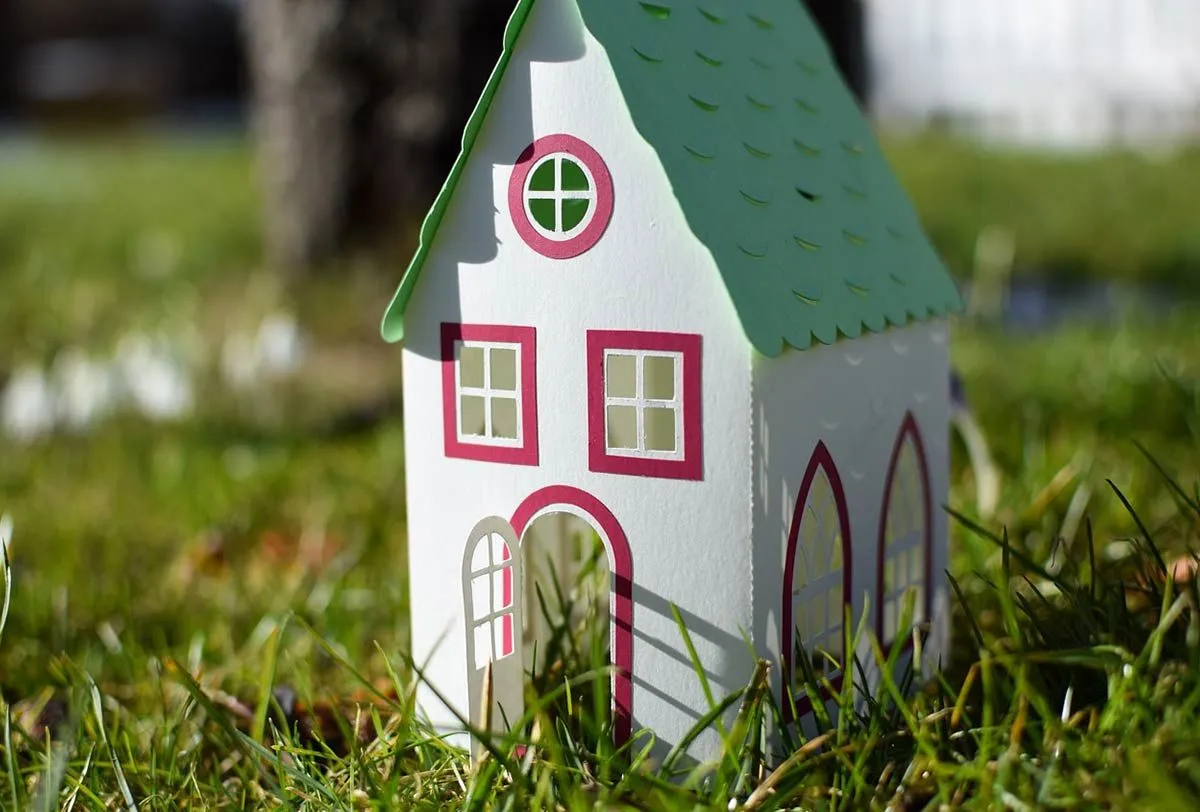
459 346 486 389
460 396 487 437
644 407 678 452
492 398 519 440
441 324 538 466
606 354 637 398
491 348 518 392
587 331 702 481
643 355 676 400
606 406 638 450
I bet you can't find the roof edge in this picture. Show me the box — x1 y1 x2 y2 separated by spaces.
381 0 538 344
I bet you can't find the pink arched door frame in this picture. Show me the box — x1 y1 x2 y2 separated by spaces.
511 485 634 744
875 411 934 650
781 442 853 724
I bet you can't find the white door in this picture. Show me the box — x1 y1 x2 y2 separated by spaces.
462 517 525 746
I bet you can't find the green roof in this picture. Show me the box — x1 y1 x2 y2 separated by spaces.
382 0 963 357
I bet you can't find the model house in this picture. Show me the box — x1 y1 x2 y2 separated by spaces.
381 0 962 759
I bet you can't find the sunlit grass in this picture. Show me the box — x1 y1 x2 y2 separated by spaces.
1 135 1200 808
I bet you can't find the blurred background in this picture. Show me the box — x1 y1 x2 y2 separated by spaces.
0 0 1198 695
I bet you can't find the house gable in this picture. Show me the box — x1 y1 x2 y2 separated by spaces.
383 0 963 357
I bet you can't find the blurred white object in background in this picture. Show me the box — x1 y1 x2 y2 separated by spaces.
256 312 306 378
51 348 119 431
115 333 194 421
2 364 56 442
220 311 307 391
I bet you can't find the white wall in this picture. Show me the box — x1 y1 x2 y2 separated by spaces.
400 0 754 760
866 0 1200 149
750 319 952 715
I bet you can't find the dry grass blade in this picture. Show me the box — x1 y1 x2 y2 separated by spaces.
742 732 833 810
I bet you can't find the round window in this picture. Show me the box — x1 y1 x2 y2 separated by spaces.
509 134 614 259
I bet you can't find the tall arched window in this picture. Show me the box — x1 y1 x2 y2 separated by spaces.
462 517 526 742
877 413 933 647
465 528 518 669
782 443 852 722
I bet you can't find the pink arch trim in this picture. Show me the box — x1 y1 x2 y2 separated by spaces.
781 442 853 724
875 411 934 648
511 486 633 744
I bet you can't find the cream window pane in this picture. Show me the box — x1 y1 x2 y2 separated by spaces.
793 549 810 590
915 586 926 619
810 595 826 633
460 396 487 437
802 506 818 550
471 576 491 621
606 354 637 398
884 559 895 590
884 602 896 638
606 406 638 450
459 346 485 388
474 623 492 669
643 355 676 400
910 549 923 582
644 407 678 452
492 397 519 440
491 534 510 567
490 347 518 391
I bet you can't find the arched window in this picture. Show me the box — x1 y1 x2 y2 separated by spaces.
461 517 527 743
465 528 517 669
877 413 933 647
782 443 852 722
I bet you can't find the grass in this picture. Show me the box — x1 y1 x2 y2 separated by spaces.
882 134 1200 287
0 135 1199 807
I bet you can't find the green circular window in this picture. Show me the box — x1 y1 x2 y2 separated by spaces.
523 154 598 238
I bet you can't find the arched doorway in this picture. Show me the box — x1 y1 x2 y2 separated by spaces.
876 412 933 649
511 486 634 744
781 442 853 723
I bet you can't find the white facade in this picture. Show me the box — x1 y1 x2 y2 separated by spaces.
401 0 754 759
751 320 951 720
398 0 952 761
867 0 1200 149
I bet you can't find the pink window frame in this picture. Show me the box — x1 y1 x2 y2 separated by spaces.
441 323 539 466
508 134 615 260
511 486 634 745
874 411 934 653
586 330 703 481
781 442 853 724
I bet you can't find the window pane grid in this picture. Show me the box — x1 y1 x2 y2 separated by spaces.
468 532 516 667
456 341 523 448
791 469 847 686
603 349 684 460
524 154 598 239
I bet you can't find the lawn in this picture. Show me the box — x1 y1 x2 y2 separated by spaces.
0 136 1199 808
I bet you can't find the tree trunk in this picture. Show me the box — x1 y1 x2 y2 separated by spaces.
242 0 511 272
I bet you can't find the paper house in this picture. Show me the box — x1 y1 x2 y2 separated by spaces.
380 0 962 758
